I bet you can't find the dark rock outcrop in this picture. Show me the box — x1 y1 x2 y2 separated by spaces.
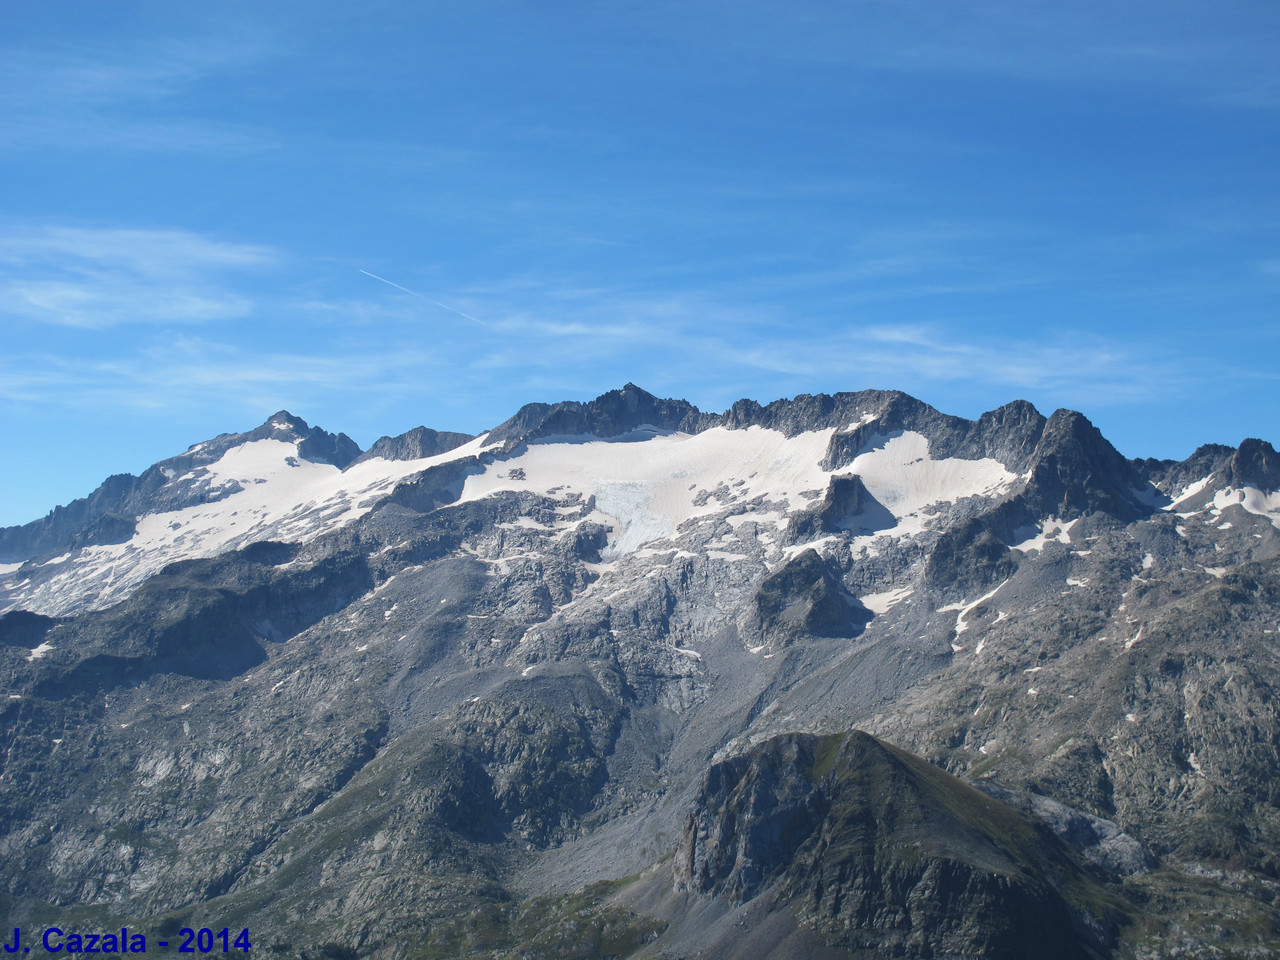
677 730 1129 960
747 549 871 642
352 426 475 465
485 382 709 448
0 610 61 649
1021 409 1152 522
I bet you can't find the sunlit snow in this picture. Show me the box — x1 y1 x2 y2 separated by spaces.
456 425 837 558
3 422 1031 617
2 434 494 616
941 579 1009 637
839 432 1018 542
861 585 914 615
457 427 1018 560
1222 487 1280 529
1164 476 1213 509
1011 517 1076 553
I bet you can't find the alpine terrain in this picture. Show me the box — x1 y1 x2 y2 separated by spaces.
2 385 1279 959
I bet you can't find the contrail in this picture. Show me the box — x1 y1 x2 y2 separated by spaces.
359 269 490 328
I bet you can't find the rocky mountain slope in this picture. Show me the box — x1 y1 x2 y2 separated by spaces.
1 384 1278 958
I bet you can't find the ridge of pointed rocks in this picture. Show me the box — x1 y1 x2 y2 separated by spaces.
1 385 1278 959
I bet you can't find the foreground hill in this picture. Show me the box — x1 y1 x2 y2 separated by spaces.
1 385 1278 958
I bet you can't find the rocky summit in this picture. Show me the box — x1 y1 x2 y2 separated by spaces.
2 384 1279 959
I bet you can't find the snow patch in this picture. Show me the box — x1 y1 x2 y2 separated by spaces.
1164 476 1213 509
946 580 1009 636
1011 517 1076 553
841 413 878 432
781 535 841 560
706 550 749 562
1235 487 1280 529
25 641 54 661
497 517 555 531
861 586 914 615
838 432 1018 541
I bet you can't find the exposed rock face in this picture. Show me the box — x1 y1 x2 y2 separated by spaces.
972 781 1155 877
1226 437 1280 490
748 549 871 642
677 731 1127 960
1022 410 1147 521
0 472 141 560
353 426 475 465
0 610 60 649
1 385 1278 958
677 734 831 903
485 381 711 449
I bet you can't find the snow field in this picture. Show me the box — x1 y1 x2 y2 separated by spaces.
458 427 1020 561
2 433 495 615
5 421 1033 618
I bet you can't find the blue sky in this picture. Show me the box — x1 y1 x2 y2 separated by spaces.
2 0 1277 526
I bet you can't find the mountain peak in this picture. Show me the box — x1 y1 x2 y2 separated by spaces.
263 410 309 432
1024 407 1149 520
1228 437 1280 491
352 426 476 465
486 383 706 448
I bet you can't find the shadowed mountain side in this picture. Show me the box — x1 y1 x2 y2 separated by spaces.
352 426 476 466
746 549 873 643
484 382 713 449
666 730 1128 960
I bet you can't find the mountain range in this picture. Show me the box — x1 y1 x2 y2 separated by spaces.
2 384 1278 959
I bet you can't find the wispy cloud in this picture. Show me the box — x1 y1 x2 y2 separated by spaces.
0 335 445 415
674 0 1280 110
0 226 277 327
381 270 1199 413
723 323 1190 407
0 41 276 152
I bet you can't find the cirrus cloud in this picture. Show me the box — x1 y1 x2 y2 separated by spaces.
0 225 277 328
